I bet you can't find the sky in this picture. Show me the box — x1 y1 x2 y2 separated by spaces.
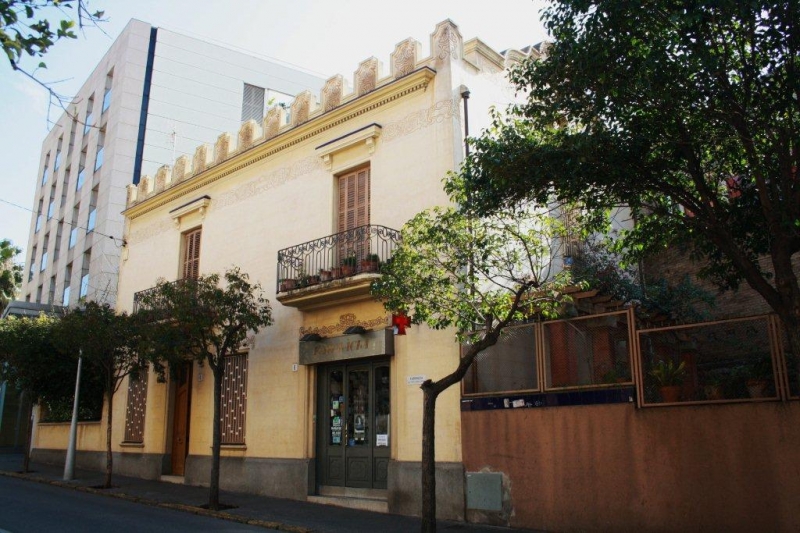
0 0 550 263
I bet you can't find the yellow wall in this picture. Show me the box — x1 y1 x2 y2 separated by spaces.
108 21 520 471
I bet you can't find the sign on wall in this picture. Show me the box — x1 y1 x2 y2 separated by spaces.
299 328 394 365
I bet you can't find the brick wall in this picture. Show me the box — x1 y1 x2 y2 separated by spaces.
645 249 800 320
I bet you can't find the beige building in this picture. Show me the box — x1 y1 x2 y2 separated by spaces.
31 20 534 519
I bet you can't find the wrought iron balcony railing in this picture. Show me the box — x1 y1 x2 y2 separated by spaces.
276 224 401 292
132 279 185 314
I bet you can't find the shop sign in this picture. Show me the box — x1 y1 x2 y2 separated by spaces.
299 328 394 365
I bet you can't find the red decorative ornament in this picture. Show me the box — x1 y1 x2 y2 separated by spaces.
392 313 411 335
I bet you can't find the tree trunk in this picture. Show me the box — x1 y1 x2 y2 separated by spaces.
21 390 32 474
209 365 223 510
421 384 439 533
104 389 114 488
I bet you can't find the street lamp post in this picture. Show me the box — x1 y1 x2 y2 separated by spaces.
63 351 82 480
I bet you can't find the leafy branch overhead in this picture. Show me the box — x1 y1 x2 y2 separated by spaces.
458 1 800 358
374 200 577 341
1 0 104 70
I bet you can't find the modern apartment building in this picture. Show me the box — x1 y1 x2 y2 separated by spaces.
21 19 324 308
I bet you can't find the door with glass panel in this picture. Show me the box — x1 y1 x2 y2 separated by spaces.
317 360 390 489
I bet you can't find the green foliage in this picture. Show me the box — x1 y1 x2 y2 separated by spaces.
0 0 104 70
372 195 577 343
571 240 716 322
0 239 23 313
53 301 143 395
135 267 273 377
459 1 799 330
649 359 686 387
0 314 102 421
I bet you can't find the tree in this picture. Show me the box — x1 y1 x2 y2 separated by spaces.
0 314 75 472
372 186 580 532
0 239 23 315
459 1 800 361
2 0 105 111
135 267 272 510
52 302 142 488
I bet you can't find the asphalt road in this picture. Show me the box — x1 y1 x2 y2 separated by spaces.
0 475 265 533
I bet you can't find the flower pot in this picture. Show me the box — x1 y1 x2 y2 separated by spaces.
279 279 296 292
331 267 343 279
360 259 378 272
704 384 724 400
659 385 682 403
341 265 354 277
319 269 332 282
746 379 769 398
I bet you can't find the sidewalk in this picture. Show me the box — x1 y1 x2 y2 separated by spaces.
0 454 541 533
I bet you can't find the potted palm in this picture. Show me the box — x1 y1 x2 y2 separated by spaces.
649 359 686 403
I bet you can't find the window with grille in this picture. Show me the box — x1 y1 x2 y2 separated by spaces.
241 83 265 123
123 368 148 443
182 228 201 279
220 353 248 445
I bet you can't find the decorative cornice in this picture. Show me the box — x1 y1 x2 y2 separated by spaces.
299 313 389 337
317 124 382 170
124 67 436 221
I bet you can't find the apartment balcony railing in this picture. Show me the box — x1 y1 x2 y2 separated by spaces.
276 224 400 299
132 279 184 314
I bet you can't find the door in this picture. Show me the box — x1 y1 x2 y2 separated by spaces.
317 359 390 489
171 362 192 476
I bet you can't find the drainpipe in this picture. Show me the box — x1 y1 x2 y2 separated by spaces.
460 87 471 158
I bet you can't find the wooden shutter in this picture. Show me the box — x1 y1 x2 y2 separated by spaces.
337 167 370 233
182 228 201 279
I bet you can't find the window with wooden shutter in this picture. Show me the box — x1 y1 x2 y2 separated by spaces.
338 167 370 260
338 167 370 233
182 228 201 279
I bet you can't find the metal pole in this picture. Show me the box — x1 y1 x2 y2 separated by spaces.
63 353 82 480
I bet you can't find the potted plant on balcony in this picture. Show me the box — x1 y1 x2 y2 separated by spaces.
319 268 333 282
279 278 297 292
341 255 357 277
361 253 380 272
298 271 320 288
649 359 686 403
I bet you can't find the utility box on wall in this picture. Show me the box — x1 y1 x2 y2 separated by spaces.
466 472 503 511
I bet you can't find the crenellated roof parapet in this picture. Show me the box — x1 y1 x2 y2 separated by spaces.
126 19 544 209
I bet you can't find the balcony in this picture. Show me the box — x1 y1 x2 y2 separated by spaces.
276 224 400 310
132 279 184 314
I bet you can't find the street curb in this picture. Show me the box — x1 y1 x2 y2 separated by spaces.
0 470 313 532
